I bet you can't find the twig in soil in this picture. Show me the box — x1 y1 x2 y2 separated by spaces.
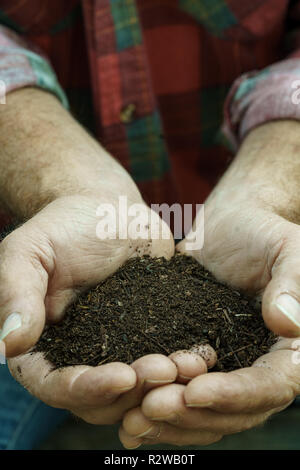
140 331 171 355
222 309 232 324
230 346 242 368
97 355 115 366
241 331 258 338
235 314 252 317
218 343 253 362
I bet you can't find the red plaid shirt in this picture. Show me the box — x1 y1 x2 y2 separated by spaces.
0 0 300 222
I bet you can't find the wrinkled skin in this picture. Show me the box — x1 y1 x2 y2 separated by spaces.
0 195 215 425
119 122 300 448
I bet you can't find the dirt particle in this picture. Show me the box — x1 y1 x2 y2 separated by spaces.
33 255 277 372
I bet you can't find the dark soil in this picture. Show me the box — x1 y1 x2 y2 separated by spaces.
34 255 277 372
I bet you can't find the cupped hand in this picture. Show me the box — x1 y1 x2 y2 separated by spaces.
0 194 178 421
0 194 174 355
0 194 216 423
120 121 300 446
178 173 300 338
119 336 300 448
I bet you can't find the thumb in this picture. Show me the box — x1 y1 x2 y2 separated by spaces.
131 207 175 259
262 222 300 338
0 227 48 357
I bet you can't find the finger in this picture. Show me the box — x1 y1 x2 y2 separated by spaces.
119 422 222 449
0 229 48 356
131 354 177 393
269 336 300 352
189 344 217 369
44 287 78 323
262 228 300 337
128 207 175 261
123 407 162 438
184 349 298 413
106 354 177 417
119 426 144 449
8 353 137 409
169 344 217 383
169 351 207 383
71 354 178 425
142 209 175 260
141 383 186 422
176 237 200 258
175 238 186 254
135 384 275 434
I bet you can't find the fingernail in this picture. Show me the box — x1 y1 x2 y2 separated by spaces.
136 424 162 439
275 294 300 329
136 426 156 438
143 378 174 393
178 374 194 381
145 379 174 385
186 402 214 408
124 443 142 450
0 313 22 341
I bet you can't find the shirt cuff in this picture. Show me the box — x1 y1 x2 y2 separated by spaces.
0 25 68 108
222 58 300 151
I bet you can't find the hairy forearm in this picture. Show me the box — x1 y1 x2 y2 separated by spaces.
0 88 139 218
213 120 300 222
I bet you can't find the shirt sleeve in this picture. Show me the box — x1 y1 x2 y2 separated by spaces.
0 25 68 108
222 4 300 151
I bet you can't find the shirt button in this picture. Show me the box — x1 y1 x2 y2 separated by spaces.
120 103 136 124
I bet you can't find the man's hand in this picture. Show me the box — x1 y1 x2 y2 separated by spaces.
1 195 215 425
0 193 180 424
0 195 175 356
0 88 175 424
119 337 300 448
179 120 300 338
0 88 214 425
119 120 300 446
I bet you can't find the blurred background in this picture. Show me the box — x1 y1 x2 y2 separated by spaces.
40 397 300 450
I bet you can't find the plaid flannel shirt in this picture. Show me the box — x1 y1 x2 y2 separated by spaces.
1 0 300 212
